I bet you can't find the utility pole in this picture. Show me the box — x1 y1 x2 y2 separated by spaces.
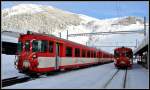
67 30 68 40
144 17 146 36
59 32 61 38
136 39 138 48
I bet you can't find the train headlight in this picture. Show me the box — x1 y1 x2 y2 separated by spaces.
32 54 37 59
23 60 30 68
120 61 125 64
116 58 119 60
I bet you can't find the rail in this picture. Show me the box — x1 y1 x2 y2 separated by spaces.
103 69 128 88
2 76 31 87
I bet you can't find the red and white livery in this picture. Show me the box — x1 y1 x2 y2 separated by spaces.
114 47 133 68
15 31 114 75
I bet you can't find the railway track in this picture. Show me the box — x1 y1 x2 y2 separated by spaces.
2 76 31 87
123 69 127 88
103 68 128 89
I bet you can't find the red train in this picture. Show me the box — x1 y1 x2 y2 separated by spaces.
114 47 133 68
15 31 114 76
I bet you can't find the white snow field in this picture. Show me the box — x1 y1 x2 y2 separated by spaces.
1 33 25 79
3 63 149 89
1 54 24 79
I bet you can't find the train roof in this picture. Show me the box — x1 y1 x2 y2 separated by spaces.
114 46 132 51
20 31 107 52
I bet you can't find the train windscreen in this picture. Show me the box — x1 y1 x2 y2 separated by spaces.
32 40 48 52
25 40 30 52
114 49 133 59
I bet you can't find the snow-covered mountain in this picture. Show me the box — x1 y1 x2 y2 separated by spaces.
2 4 147 53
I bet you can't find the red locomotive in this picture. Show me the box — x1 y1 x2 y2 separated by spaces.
114 47 133 68
15 31 114 76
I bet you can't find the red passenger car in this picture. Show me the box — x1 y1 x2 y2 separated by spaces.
15 31 114 76
114 47 133 68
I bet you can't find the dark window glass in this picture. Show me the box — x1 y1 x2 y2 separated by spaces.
126 51 133 58
82 49 86 57
114 51 119 58
66 47 72 57
41 40 48 52
32 40 48 52
75 48 80 57
32 40 39 52
49 41 53 53
94 51 96 58
17 42 23 53
91 51 93 58
25 40 30 52
87 51 90 57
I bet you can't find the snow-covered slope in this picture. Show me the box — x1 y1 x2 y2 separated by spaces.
2 4 146 53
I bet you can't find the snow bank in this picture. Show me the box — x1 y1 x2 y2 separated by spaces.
1 54 24 79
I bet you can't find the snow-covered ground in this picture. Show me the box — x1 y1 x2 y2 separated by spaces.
126 64 149 89
1 54 24 79
3 63 149 89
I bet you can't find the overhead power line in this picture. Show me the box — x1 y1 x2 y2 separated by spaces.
92 45 136 47
68 30 145 37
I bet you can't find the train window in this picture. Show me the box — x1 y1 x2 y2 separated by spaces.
114 51 119 57
87 51 90 58
91 51 93 58
32 40 48 52
25 40 30 52
94 51 96 58
17 42 23 53
82 49 86 57
126 51 133 58
49 41 54 53
75 48 80 57
32 40 39 52
41 40 48 52
66 47 72 57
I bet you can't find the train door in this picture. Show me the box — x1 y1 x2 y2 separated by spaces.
56 43 60 70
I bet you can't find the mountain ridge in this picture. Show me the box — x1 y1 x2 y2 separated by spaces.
2 4 145 53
